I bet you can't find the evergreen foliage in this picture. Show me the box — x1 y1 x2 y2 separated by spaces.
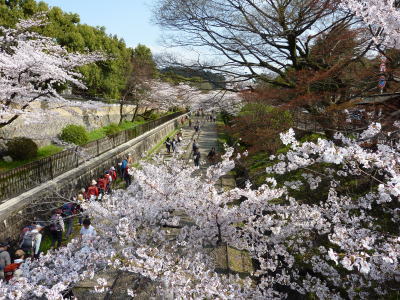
0 0 133 99
60 124 89 145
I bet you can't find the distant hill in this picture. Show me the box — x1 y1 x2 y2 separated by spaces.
161 67 226 89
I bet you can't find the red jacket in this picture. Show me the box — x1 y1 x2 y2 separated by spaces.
110 170 117 181
82 191 89 200
87 185 99 197
97 178 107 190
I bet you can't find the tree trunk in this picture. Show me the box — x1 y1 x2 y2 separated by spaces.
118 98 125 125
131 104 140 122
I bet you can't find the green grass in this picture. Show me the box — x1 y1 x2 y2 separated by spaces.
0 145 63 173
87 120 146 142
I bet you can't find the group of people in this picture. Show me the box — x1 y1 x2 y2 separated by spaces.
0 157 131 282
0 214 97 282
0 113 221 282
165 131 183 154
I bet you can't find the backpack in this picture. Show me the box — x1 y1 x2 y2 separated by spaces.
20 230 36 251
4 263 22 281
50 215 62 232
62 203 74 217
19 226 34 241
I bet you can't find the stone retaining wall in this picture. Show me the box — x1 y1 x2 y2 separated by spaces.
0 114 184 242
0 100 144 147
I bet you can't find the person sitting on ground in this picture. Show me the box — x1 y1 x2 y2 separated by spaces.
87 180 99 201
50 209 64 249
80 218 97 242
20 223 44 258
0 241 11 280
4 249 25 281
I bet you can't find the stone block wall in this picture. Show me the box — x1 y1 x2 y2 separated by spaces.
0 100 144 147
0 115 184 242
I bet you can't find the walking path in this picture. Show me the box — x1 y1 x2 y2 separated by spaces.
73 116 252 299
157 116 252 273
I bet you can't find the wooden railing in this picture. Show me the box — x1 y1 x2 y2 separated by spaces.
0 112 185 203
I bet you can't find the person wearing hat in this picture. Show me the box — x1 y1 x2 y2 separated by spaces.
87 180 99 200
0 240 11 279
109 166 117 181
127 153 133 164
20 223 44 258
81 188 89 201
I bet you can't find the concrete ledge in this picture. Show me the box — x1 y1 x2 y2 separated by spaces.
0 114 186 241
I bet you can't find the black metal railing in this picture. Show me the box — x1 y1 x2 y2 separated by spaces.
0 112 185 203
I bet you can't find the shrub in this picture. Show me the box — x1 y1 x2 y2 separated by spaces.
7 138 38 160
60 125 89 145
104 123 120 136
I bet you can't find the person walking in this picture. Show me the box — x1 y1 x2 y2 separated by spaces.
192 139 199 153
50 209 64 249
165 137 171 154
124 167 132 188
0 241 11 280
171 138 177 152
188 118 192 128
121 157 128 177
193 149 201 167
62 203 75 239
194 121 200 133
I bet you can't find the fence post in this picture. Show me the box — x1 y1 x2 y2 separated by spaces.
50 156 54 179
97 140 100 156
76 147 79 168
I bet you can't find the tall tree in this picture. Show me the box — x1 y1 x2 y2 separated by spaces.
119 44 157 123
0 16 104 130
154 0 371 87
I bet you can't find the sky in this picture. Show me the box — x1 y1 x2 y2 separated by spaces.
43 0 162 50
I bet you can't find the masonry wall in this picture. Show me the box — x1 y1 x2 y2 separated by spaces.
0 100 143 147
0 114 183 242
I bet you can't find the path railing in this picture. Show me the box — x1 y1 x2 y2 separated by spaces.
0 112 185 203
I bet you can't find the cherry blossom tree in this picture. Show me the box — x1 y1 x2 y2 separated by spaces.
0 123 398 298
344 0 400 49
144 80 243 114
0 16 104 130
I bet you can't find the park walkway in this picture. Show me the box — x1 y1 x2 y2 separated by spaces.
73 116 251 299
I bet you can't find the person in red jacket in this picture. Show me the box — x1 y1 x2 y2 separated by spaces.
109 167 117 181
87 180 99 200
97 177 107 195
